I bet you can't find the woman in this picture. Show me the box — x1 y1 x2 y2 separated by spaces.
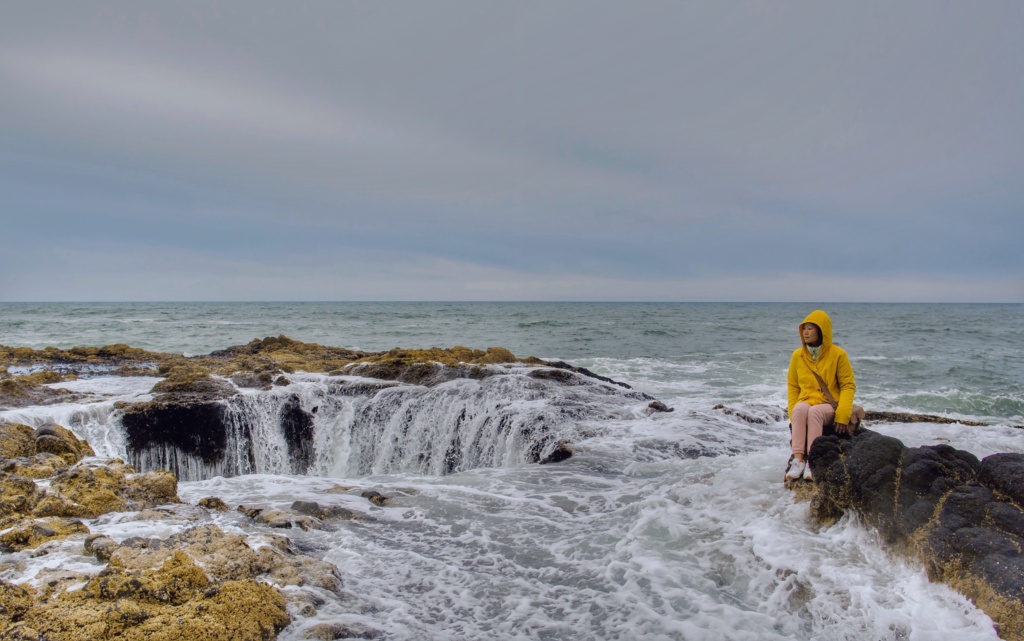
785 309 857 481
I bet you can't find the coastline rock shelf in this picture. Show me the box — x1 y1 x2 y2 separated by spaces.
808 429 1024 641
0 420 343 641
3 337 1023 640
1 337 656 481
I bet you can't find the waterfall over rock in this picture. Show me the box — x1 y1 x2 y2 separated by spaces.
120 366 654 481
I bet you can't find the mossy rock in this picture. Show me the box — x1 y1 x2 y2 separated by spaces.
0 517 89 552
1 453 70 479
0 422 36 459
35 423 95 465
46 464 130 518
0 578 35 627
0 473 41 517
150 365 234 400
22 553 291 641
198 497 229 511
125 470 180 506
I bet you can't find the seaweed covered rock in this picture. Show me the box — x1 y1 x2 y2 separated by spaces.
120 400 230 472
109 525 342 593
21 551 290 641
0 473 41 518
345 346 527 386
1 452 70 479
238 504 323 531
34 423 95 465
0 517 89 552
2 524 344 641
0 421 94 468
809 430 1024 640
33 460 180 520
0 372 78 409
0 578 35 629
150 364 236 402
0 422 36 459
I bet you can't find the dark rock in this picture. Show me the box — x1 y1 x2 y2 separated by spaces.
121 401 230 469
237 504 321 530
809 429 1024 638
864 410 989 427
979 453 1024 507
33 423 95 465
290 501 360 521
539 441 573 464
535 361 638 391
84 534 117 561
303 622 382 640
198 497 229 511
229 372 273 389
360 491 388 506
647 401 674 413
280 395 315 474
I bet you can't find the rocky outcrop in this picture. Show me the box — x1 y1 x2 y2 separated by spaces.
0 422 94 465
809 430 1024 641
121 401 231 469
0 424 344 641
6 544 292 641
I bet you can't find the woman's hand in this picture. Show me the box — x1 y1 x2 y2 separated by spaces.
834 422 851 435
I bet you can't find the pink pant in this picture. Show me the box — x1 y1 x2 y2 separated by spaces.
791 402 835 457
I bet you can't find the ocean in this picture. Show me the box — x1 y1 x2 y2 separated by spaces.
1 302 1022 640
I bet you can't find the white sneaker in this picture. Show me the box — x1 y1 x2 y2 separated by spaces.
802 463 813 481
785 458 805 480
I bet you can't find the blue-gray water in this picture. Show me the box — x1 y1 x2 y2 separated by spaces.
3 302 1022 422
1 302 1022 640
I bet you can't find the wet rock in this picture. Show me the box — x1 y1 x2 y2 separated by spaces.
125 469 179 505
120 400 231 473
230 371 274 389
238 505 323 531
130 504 205 523
979 453 1024 507
150 364 236 401
304 622 383 640
863 410 989 427
34 422 95 465
291 500 361 521
41 463 128 518
0 518 89 552
809 429 1024 640
84 534 117 561
360 491 388 506
35 460 181 519
21 552 291 641
280 395 316 474
199 496 229 511
107 525 342 594
1 453 69 479
538 440 574 464
0 473 41 518
646 400 674 413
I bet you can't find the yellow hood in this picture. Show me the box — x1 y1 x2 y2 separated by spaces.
800 309 833 354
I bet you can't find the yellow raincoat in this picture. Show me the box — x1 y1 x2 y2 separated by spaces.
787 310 856 425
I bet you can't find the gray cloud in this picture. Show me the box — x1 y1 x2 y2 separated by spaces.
1 1 1022 301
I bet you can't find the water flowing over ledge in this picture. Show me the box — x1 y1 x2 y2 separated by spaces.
121 367 656 482
1 338 660 481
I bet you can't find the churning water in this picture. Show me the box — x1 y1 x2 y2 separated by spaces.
1 302 1022 640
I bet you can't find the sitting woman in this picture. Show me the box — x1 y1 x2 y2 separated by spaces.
785 309 857 481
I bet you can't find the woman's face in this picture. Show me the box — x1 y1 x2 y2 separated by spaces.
801 323 821 345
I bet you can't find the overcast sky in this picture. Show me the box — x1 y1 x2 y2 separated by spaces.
1 2 1021 302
